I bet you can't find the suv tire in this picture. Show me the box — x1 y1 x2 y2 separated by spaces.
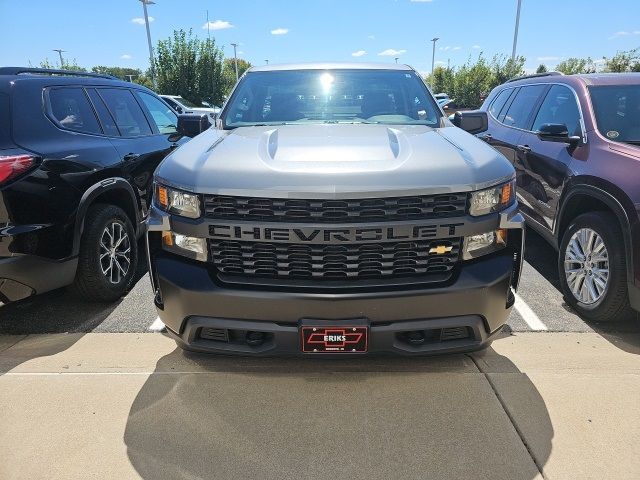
71 204 137 302
558 212 634 322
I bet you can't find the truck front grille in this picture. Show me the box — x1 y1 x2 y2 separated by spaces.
203 193 468 223
209 238 461 280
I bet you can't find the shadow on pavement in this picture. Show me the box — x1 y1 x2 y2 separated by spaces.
524 227 640 354
0 241 150 375
124 347 553 480
0 240 148 334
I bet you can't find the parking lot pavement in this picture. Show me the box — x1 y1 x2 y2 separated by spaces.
1 332 639 479
0 228 638 337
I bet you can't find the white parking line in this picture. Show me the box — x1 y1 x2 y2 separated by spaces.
148 317 166 332
514 293 548 331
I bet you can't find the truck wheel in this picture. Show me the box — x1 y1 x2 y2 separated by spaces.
72 204 137 302
558 212 633 322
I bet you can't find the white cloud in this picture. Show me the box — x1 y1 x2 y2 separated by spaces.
120 54 132 60
472 45 481 49
434 60 446 65
378 48 406 56
352 50 367 57
537 56 560 61
609 30 640 39
202 20 234 30
238 51 244 56
452 46 461 51
131 17 154 25
367 35 375 40
439 46 461 52
410 0 434 2
271 28 289 35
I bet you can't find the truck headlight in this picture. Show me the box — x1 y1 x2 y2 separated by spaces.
162 231 207 261
462 229 507 260
155 184 201 219
469 180 514 216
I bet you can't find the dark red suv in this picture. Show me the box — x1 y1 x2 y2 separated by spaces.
479 72 640 322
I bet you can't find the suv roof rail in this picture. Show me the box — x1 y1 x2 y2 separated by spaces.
0 67 118 80
506 71 564 83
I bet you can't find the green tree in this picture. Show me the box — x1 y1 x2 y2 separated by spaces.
91 66 144 80
555 57 596 75
489 54 526 86
428 66 455 95
153 29 234 106
39 58 86 72
196 38 225 106
603 48 640 72
536 64 548 73
154 29 200 102
453 55 493 108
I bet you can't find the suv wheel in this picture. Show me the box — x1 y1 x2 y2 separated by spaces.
72 204 137 302
558 212 633 322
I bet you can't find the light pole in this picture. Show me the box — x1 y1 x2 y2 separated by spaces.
53 49 66 67
511 0 522 61
430 37 439 82
265 59 269 65
394 57 399 64
139 0 156 87
230 43 239 81
126 74 137 82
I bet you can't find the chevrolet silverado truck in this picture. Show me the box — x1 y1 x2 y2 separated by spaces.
146 63 525 355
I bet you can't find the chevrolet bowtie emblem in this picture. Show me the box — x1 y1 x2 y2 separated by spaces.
429 245 453 255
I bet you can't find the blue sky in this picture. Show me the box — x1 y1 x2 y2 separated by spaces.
1 0 639 74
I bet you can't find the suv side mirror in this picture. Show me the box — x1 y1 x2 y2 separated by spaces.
537 123 581 146
452 110 488 134
176 114 209 138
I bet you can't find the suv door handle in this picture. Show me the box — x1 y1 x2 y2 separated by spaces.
517 144 531 153
478 133 492 141
123 153 140 162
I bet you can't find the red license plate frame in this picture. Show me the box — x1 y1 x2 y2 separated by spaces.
300 326 368 353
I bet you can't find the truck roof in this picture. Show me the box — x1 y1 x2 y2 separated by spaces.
249 62 415 73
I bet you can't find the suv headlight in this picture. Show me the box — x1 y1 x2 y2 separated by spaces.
469 180 515 216
155 183 201 219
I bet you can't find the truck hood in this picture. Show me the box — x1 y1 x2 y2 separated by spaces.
156 124 515 198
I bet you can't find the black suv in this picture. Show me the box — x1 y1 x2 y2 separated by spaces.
0 67 193 303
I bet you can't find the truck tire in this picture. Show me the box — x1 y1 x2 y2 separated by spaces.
71 204 137 302
558 211 634 322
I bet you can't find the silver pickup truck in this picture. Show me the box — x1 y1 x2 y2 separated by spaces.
146 62 525 355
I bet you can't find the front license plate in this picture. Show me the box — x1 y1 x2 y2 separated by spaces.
301 326 368 353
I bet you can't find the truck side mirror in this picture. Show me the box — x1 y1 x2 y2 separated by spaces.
176 114 209 138
452 110 488 134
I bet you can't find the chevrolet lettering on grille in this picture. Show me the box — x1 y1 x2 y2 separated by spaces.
209 223 464 244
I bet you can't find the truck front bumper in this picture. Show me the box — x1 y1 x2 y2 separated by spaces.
147 205 525 356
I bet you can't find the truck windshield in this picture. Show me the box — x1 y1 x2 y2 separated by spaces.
222 69 441 129
589 85 640 145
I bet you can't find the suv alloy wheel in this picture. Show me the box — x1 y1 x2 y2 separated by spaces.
72 204 138 302
559 212 635 322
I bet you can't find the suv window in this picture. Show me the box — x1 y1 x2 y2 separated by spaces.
589 85 640 144
502 85 547 129
86 89 120 136
533 85 581 136
48 87 102 135
488 88 513 119
137 92 178 134
98 88 152 137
